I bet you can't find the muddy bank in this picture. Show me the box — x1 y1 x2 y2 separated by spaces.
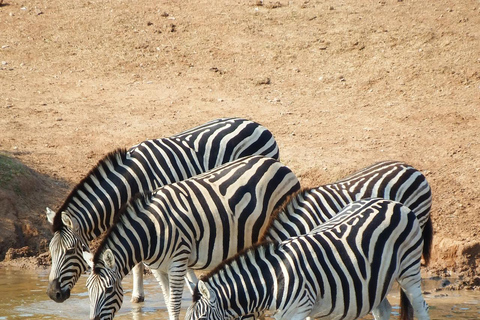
0 153 69 261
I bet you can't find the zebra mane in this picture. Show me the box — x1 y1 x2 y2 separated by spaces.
258 187 311 242
52 148 129 233
91 190 152 273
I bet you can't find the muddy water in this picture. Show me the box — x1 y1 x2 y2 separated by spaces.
0 268 479 319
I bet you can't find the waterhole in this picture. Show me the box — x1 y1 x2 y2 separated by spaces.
0 268 478 319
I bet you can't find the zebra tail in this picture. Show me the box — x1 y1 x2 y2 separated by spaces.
422 217 434 266
400 289 414 320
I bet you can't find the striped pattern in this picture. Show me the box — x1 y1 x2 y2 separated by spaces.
186 198 430 320
84 155 300 320
47 226 86 302
86 260 123 320
46 118 280 303
262 160 433 264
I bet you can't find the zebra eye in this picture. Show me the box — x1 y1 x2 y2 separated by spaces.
65 248 76 254
105 286 114 294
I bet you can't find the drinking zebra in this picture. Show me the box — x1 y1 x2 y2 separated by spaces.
82 155 300 320
262 160 433 265
46 118 280 303
186 198 431 320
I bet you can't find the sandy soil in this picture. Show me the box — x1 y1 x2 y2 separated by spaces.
0 0 479 286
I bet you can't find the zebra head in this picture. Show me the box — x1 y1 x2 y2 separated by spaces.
46 208 89 302
185 280 223 320
84 249 123 320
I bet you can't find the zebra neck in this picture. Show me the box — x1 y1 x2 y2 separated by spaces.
103 212 153 278
209 244 278 318
266 188 330 241
67 157 147 241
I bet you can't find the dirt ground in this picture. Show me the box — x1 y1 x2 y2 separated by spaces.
0 0 479 286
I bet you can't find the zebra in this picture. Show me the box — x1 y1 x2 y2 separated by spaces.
82 155 301 320
261 160 433 265
45 117 281 303
185 198 431 320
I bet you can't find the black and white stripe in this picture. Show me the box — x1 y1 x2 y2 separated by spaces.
262 160 433 264
83 155 301 320
186 198 431 320
46 118 280 303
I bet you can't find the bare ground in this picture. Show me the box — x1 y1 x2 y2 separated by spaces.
0 0 479 287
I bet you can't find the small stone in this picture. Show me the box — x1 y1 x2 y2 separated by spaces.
256 77 271 85
440 279 451 287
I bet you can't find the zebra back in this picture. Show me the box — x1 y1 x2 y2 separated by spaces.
261 160 433 264
188 198 427 320
127 117 280 188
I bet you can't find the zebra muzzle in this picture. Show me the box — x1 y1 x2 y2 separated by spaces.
46 278 71 302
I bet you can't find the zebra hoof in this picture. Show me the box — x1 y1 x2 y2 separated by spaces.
131 295 145 303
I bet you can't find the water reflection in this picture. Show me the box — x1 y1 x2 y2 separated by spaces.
0 268 478 319
0 268 183 319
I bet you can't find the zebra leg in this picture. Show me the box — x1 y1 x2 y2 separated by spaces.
398 274 430 320
151 269 171 312
372 298 392 320
185 268 198 294
166 262 189 320
400 284 430 320
131 263 145 303
238 312 265 320
275 312 311 320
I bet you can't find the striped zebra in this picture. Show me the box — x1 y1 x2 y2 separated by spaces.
261 160 433 265
186 198 431 320
45 118 280 303
82 155 300 320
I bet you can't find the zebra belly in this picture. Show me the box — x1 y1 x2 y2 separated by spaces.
306 274 397 320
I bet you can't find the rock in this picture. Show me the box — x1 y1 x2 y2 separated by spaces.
4 246 32 261
255 77 271 85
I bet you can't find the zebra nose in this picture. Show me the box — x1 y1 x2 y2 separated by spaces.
46 278 70 302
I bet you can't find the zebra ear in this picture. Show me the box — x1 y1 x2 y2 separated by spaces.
103 249 116 270
61 212 79 231
46 207 56 225
198 280 215 302
83 251 94 270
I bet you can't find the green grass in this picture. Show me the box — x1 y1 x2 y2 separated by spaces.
0 153 29 192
